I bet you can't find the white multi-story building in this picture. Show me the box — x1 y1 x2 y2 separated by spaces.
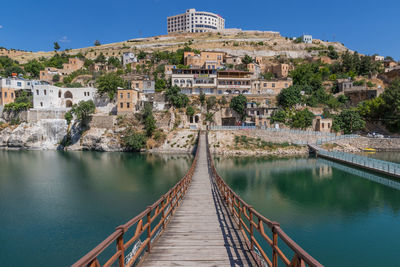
32 84 97 109
122 52 138 66
167 8 225 34
301 34 313 44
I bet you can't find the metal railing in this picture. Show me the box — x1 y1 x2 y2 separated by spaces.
206 133 323 267
317 149 400 177
72 134 200 267
210 125 338 137
316 135 359 145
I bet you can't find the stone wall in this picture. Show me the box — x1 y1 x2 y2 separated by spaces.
88 115 116 129
27 109 67 123
333 137 400 151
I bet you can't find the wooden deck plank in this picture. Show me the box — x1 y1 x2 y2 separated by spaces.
140 134 257 267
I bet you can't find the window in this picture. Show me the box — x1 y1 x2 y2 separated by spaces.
127 103 130 108
11 93 14 98
272 83 275 88
17 82 22 87
322 123 325 129
120 103 123 108
120 93 123 99
36 90 39 95
6 79 10 85
4 92 7 97
263 83 267 87
40 102 43 107
44 90 47 95
127 92 130 98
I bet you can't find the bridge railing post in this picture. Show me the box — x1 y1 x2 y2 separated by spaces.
238 201 242 230
147 208 152 253
116 234 125 267
249 208 254 250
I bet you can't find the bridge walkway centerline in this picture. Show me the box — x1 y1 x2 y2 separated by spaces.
140 133 257 266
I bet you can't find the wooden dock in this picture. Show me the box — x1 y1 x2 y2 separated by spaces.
141 134 257 266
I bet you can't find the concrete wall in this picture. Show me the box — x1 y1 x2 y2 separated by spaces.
27 109 67 123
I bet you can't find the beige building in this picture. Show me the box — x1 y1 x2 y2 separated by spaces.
39 58 84 84
184 51 225 69
0 88 16 105
225 55 242 65
251 78 292 95
117 88 140 114
314 116 333 133
172 69 217 95
63 58 84 72
131 79 155 94
217 70 252 94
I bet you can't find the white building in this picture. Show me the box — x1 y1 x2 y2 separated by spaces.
32 84 97 109
167 8 225 34
301 35 313 44
171 69 217 95
122 52 138 66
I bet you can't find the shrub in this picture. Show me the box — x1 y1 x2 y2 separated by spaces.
123 131 147 151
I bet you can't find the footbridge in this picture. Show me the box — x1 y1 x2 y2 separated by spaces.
73 132 322 267
309 144 400 179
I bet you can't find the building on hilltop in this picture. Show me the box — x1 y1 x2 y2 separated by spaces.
301 34 313 44
167 8 225 34
39 57 84 84
122 52 138 66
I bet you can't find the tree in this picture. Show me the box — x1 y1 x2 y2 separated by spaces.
199 92 206 105
166 85 189 108
143 102 156 137
84 59 94 68
24 60 44 78
327 45 339 60
277 85 302 108
380 80 400 132
96 73 125 99
64 111 73 124
261 72 275 80
205 112 214 123
137 51 147 60
290 109 314 129
230 94 247 119
95 53 106 64
206 96 217 110
52 74 60 83
242 55 253 65
123 130 147 151
107 56 121 68
94 40 101 46
332 109 366 134
271 109 288 124
54 42 60 51
71 100 96 123
290 63 322 92
4 65 24 77
155 78 166 92
186 106 195 117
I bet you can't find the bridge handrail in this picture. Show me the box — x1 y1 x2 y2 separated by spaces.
72 133 201 267
206 132 323 267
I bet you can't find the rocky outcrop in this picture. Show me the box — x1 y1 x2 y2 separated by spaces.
0 119 67 150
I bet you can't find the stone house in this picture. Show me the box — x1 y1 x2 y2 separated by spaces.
313 116 333 133
251 78 292 95
184 51 226 69
117 88 140 114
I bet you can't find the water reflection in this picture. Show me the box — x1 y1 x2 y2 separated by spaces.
215 155 400 266
0 150 191 267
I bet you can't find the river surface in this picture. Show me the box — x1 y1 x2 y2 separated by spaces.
215 155 400 267
360 151 400 163
0 150 192 267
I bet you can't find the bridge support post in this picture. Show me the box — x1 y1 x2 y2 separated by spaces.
147 208 152 253
249 208 254 250
117 234 125 267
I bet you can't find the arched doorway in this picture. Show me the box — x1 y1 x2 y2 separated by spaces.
64 91 73 99
66 100 73 108
58 90 62 98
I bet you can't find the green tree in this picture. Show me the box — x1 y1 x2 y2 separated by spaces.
137 51 147 60
261 72 275 80
95 53 106 64
84 59 94 68
96 73 125 99
24 60 44 78
332 109 366 134
380 80 400 132
271 109 288 124
277 85 302 108
166 85 189 108
123 130 147 151
107 56 121 68
71 100 95 123
290 109 314 129
290 63 322 92
186 106 195 116
64 111 73 124
155 78 166 92
4 65 24 77
52 74 60 83
54 42 60 51
94 40 101 46
242 55 253 65
199 92 206 105
205 112 214 123
143 102 156 137
230 94 247 119
327 45 339 60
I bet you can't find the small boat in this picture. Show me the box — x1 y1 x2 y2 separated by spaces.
363 148 376 152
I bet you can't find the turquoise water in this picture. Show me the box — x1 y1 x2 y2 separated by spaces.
0 150 191 267
214 156 400 267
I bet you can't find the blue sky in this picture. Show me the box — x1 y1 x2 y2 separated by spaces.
0 0 398 59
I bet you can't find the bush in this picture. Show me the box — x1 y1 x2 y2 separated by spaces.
186 106 195 116
230 94 247 119
166 85 189 108
277 85 302 108
123 131 147 151
290 109 314 129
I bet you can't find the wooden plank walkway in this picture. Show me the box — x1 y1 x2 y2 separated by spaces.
141 134 257 267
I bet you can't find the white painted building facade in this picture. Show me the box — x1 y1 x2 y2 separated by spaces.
122 52 138 66
167 8 225 34
32 84 97 109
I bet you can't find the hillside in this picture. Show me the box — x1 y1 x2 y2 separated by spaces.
2 30 350 64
